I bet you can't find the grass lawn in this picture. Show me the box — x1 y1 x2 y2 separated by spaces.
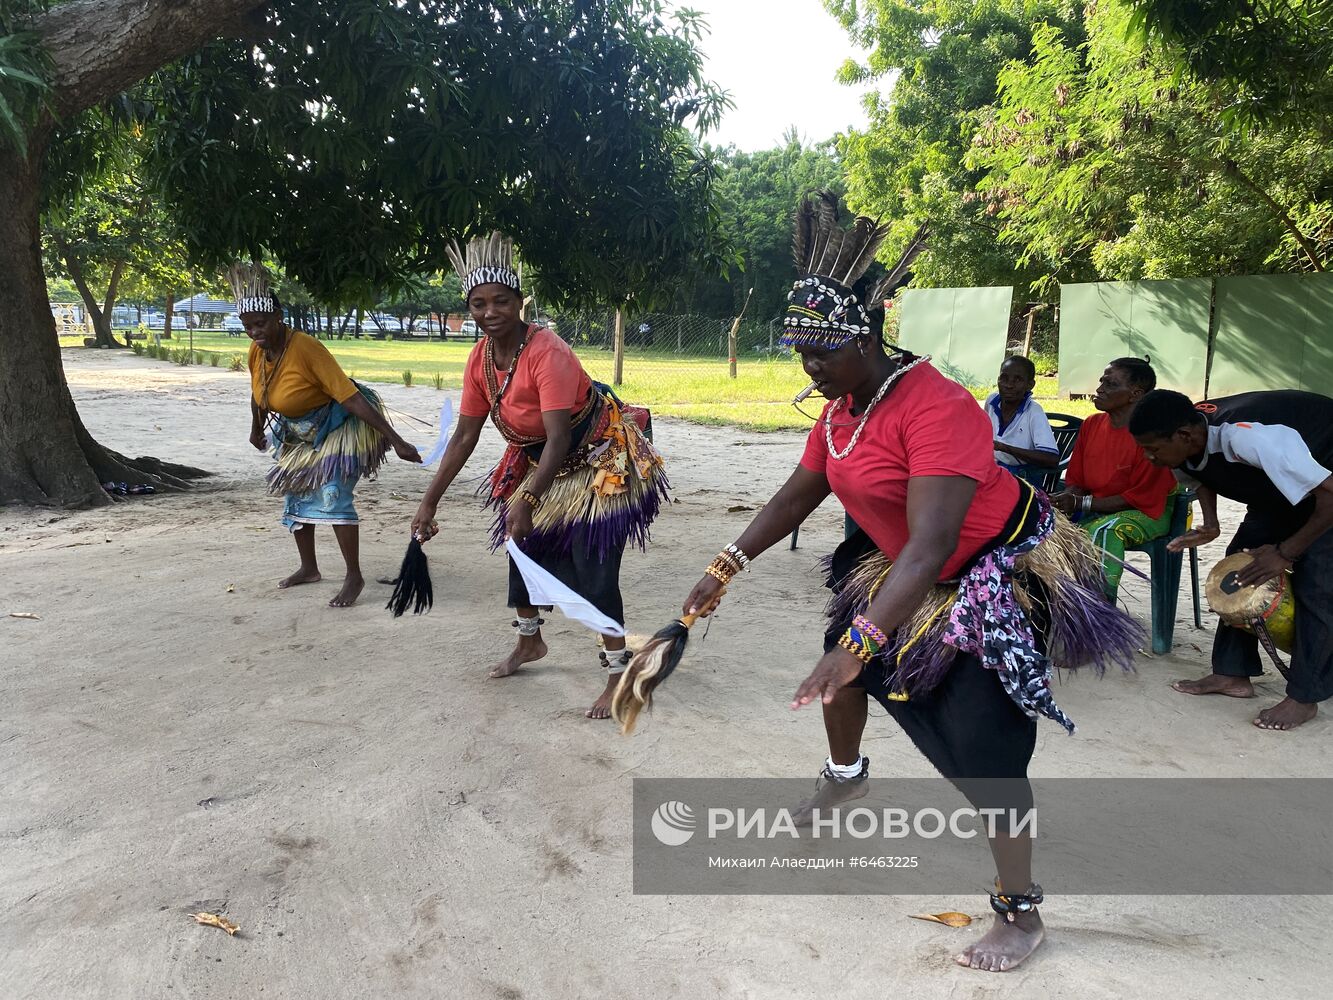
61 331 1096 431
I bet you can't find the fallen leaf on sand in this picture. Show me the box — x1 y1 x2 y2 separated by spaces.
727 505 754 513
190 912 239 935
8 612 41 621
908 912 973 927
389 492 410 502
225 584 235 593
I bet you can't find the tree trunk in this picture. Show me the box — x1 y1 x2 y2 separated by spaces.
0 140 206 506
162 291 175 339
56 235 123 349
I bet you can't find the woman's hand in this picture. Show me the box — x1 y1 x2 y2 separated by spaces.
506 499 534 543
249 427 268 452
393 439 423 464
412 502 439 542
791 647 864 709
1166 524 1221 553
683 575 725 618
1050 491 1078 517
1236 544 1292 587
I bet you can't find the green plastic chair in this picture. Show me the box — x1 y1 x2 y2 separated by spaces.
1128 488 1203 654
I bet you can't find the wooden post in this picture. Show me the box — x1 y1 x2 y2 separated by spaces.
1022 308 1036 357
613 306 625 386
726 288 754 379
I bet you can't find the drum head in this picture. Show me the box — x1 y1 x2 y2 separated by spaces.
1206 552 1279 618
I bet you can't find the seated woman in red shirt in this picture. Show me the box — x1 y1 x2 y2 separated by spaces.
676 196 1141 974
1051 359 1177 602
411 234 667 719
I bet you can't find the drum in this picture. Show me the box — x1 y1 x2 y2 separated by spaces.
1205 552 1295 653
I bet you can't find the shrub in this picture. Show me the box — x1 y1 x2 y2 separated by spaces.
402 370 413 387
229 354 245 372
1031 349 1058 377
432 372 444 390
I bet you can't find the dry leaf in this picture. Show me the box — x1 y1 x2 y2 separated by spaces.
908 911 973 927
726 505 754 513
190 911 239 935
225 584 235 593
8 612 41 621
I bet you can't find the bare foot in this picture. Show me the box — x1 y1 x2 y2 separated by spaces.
792 759 870 828
489 636 548 678
328 572 364 608
956 911 1045 973
1171 674 1254 698
1254 697 1317 731
586 674 620 720
279 567 321 589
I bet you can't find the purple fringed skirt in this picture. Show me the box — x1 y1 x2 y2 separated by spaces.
824 486 1142 733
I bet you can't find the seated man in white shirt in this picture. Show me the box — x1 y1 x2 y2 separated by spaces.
985 356 1060 488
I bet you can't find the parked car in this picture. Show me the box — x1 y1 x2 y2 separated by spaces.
459 319 479 339
223 314 245 334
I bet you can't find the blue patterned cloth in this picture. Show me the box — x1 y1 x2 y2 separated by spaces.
281 475 360 531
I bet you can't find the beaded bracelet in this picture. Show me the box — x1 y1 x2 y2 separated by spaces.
852 615 889 650
725 543 750 568
838 628 879 664
715 550 743 574
520 489 543 511
705 563 733 585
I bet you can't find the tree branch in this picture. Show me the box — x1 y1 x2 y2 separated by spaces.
1220 158 1327 271
33 0 271 119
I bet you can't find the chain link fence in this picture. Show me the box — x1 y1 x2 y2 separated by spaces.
536 308 808 429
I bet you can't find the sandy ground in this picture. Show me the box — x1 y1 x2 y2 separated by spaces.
1 351 1328 1000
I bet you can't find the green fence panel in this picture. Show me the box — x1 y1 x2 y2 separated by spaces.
897 286 1012 388
1058 279 1210 397
1209 274 1333 397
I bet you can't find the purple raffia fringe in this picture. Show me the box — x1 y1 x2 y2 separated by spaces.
824 533 1142 702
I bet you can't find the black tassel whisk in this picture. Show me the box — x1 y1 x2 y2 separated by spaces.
386 535 433 617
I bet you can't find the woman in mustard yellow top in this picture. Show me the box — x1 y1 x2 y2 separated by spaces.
232 265 420 607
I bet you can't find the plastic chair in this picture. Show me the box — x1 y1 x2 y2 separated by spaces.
1039 412 1083 493
1127 488 1203 654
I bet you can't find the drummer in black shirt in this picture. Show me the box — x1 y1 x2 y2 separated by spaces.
1128 389 1333 730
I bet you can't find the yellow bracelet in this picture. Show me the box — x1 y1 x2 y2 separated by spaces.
705 564 731 585
837 631 875 664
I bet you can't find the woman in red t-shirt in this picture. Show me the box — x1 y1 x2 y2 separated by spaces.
1051 358 1177 601
671 196 1140 974
411 234 668 719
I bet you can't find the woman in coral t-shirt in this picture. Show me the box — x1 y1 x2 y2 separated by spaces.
1052 358 1178 602
411 234 667 719
673 196 1141 973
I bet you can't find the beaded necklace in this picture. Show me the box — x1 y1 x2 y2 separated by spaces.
824 353 931 461
483 324 542 446
257 326 292 417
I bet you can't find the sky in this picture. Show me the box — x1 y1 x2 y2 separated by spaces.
676 0 881 151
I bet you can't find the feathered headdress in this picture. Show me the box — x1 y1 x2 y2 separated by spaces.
781 192 888 350
227 261 278 316
445 232 521 298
